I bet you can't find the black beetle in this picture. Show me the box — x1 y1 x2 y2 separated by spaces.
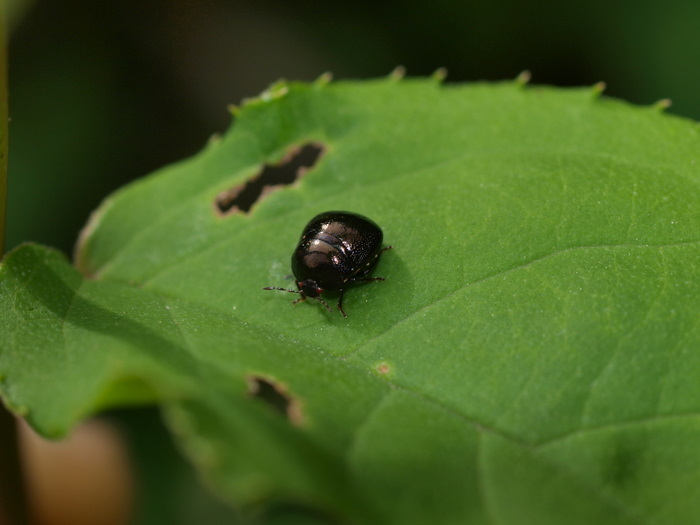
264 211 391 317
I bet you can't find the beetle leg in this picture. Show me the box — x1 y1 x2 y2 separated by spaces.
351 276 385 283
315 295 334 313
337 289 348 318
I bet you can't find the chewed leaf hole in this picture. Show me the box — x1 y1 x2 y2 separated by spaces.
247 375 303 425
215 142 325 215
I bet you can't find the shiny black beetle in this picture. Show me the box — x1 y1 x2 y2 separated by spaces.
264 211 391 317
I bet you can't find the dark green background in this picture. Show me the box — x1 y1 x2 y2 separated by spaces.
7 0 700 254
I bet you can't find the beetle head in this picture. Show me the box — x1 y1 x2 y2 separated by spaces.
298 279 323 298
262 280 332 313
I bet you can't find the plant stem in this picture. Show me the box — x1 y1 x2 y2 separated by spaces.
0 0 7 253
0 7 28 525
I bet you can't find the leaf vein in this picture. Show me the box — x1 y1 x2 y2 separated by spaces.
340 239 700 359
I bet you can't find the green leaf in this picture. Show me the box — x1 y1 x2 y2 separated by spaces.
3 76 700 523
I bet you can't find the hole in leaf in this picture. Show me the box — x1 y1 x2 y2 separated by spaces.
215 142 325 215
247 375 303 425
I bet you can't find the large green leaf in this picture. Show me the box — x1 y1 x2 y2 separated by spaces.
2 76 700 524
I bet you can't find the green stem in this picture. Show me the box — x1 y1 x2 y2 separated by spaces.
0 0 7 253
0 7 27 525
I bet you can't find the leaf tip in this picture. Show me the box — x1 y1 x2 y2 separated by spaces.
228 103 240 115
431 67 448 83
260 81 290 102
591 81 607 97
653 98 673 111
314 71 333 86
206 132 222 147
515 70 531 86
243 81 290 108
388 66 406 81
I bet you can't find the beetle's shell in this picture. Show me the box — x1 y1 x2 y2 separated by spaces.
291 211 384 291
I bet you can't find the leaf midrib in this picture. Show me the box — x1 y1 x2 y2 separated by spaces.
89 143 698 285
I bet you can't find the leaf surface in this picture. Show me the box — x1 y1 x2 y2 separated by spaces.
2 77 700 523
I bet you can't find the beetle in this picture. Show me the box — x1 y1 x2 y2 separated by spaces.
264 211 391 317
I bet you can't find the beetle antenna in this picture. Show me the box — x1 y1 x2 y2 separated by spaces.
263 286 300 294
264 286 311 307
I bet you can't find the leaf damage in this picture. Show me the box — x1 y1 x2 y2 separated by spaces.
215 142 325 215
246 375 303 426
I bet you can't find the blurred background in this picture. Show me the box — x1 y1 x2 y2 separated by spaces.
7 0 700 255
4 0 700 523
